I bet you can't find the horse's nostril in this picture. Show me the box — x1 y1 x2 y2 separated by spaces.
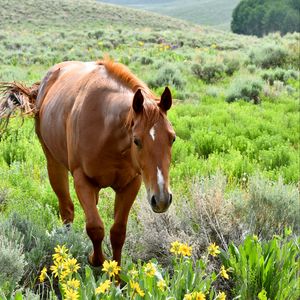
169 193 173 204
151 195 156 207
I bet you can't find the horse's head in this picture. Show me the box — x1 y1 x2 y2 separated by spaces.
130 87 175 213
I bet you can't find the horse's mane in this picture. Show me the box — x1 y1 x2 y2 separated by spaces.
97 57 155 98
97 57 162 129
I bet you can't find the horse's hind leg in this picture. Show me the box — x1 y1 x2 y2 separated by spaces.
45 151 74 224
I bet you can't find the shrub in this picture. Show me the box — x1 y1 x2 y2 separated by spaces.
249 44 289 68
126 173 243 265
191 61 225 83
233 175 300 238
223 57 240 76
0 222 26 296
261 68 298 85
148 64 185 88
226 76 263 103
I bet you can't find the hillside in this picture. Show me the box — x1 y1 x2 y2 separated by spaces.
98 0 240 29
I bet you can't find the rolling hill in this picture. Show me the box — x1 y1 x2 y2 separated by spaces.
98 0 240 29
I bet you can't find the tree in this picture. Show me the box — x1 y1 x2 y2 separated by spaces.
231 0 300 36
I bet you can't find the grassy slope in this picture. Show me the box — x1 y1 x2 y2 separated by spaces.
98 0 240 29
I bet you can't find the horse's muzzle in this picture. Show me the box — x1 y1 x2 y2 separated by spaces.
150 192 172 213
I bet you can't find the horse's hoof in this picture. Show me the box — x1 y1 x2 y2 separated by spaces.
64 223 72 231
88 252 102 267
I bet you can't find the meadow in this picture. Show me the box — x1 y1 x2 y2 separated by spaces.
0 0 299 299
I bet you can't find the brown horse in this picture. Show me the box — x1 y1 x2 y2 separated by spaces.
0 58 175 267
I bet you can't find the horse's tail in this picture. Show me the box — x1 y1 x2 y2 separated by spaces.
0 81 40 134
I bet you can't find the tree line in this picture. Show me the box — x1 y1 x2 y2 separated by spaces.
231 0 300 36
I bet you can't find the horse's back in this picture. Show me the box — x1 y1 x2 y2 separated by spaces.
36 61 133 184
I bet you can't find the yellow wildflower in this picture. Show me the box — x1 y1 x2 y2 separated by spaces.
217 291 226 300
52 244 69 262
62 278 80 292
183 293 193 300
39 267 47 283
64 288 79 300
59 268 71 282
179 244 192 257
102 260 121 277
207 243 221 257
128 268 138 278
95 280 111 294
157 279 166 291
194 291 206 300
50 260 65 278
144 262 156 277
138 41 144 46
65 257 80 274
130 280 145 297
220 266 229 280
170 241 181 255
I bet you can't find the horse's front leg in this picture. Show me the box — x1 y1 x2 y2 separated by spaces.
73 169 105 266
110 175 142 266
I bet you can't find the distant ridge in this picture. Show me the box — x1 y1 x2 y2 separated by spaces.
98 0 240 30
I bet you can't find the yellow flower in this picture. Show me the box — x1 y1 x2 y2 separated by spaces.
170 241 181 255
207 243 221 257
157 279 166 291
65 257 80 274
138 41 144 46
50 260 65 278
194 291 206 300
183 293 193 300
102 260 121 277
217 291 226 300
179 244 192 257
220 266 229 280
95 280 111 294
128 268 138 278
64 288 79 300
59 268 71 282
39 267 47 283
52 245 69 263
62 278 80 292
144 262 156 277
130 280 145 297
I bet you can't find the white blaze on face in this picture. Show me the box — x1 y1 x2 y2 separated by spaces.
149 126 155 141
157 167 164 198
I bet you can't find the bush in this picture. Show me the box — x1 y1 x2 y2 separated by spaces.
0 222 26 296
191 61 225 83
249 44 289 68
261 68 298 85
233 175 300 238
224 57 240 76
226 76 263 103
148 64 185 88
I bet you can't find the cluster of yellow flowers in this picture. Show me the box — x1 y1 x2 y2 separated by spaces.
95 260 121 296
39 245 81 300
184 291 206 300
170 241 192 257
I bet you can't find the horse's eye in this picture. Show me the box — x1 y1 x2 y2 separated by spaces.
134 137 142 148
172 136 176 144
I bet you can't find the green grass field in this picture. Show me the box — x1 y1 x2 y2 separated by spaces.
0 0 299 299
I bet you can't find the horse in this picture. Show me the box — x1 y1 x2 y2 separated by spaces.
0 58 175 268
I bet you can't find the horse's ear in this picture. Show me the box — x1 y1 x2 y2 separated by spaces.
159 87 172 112
132 89 144 114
